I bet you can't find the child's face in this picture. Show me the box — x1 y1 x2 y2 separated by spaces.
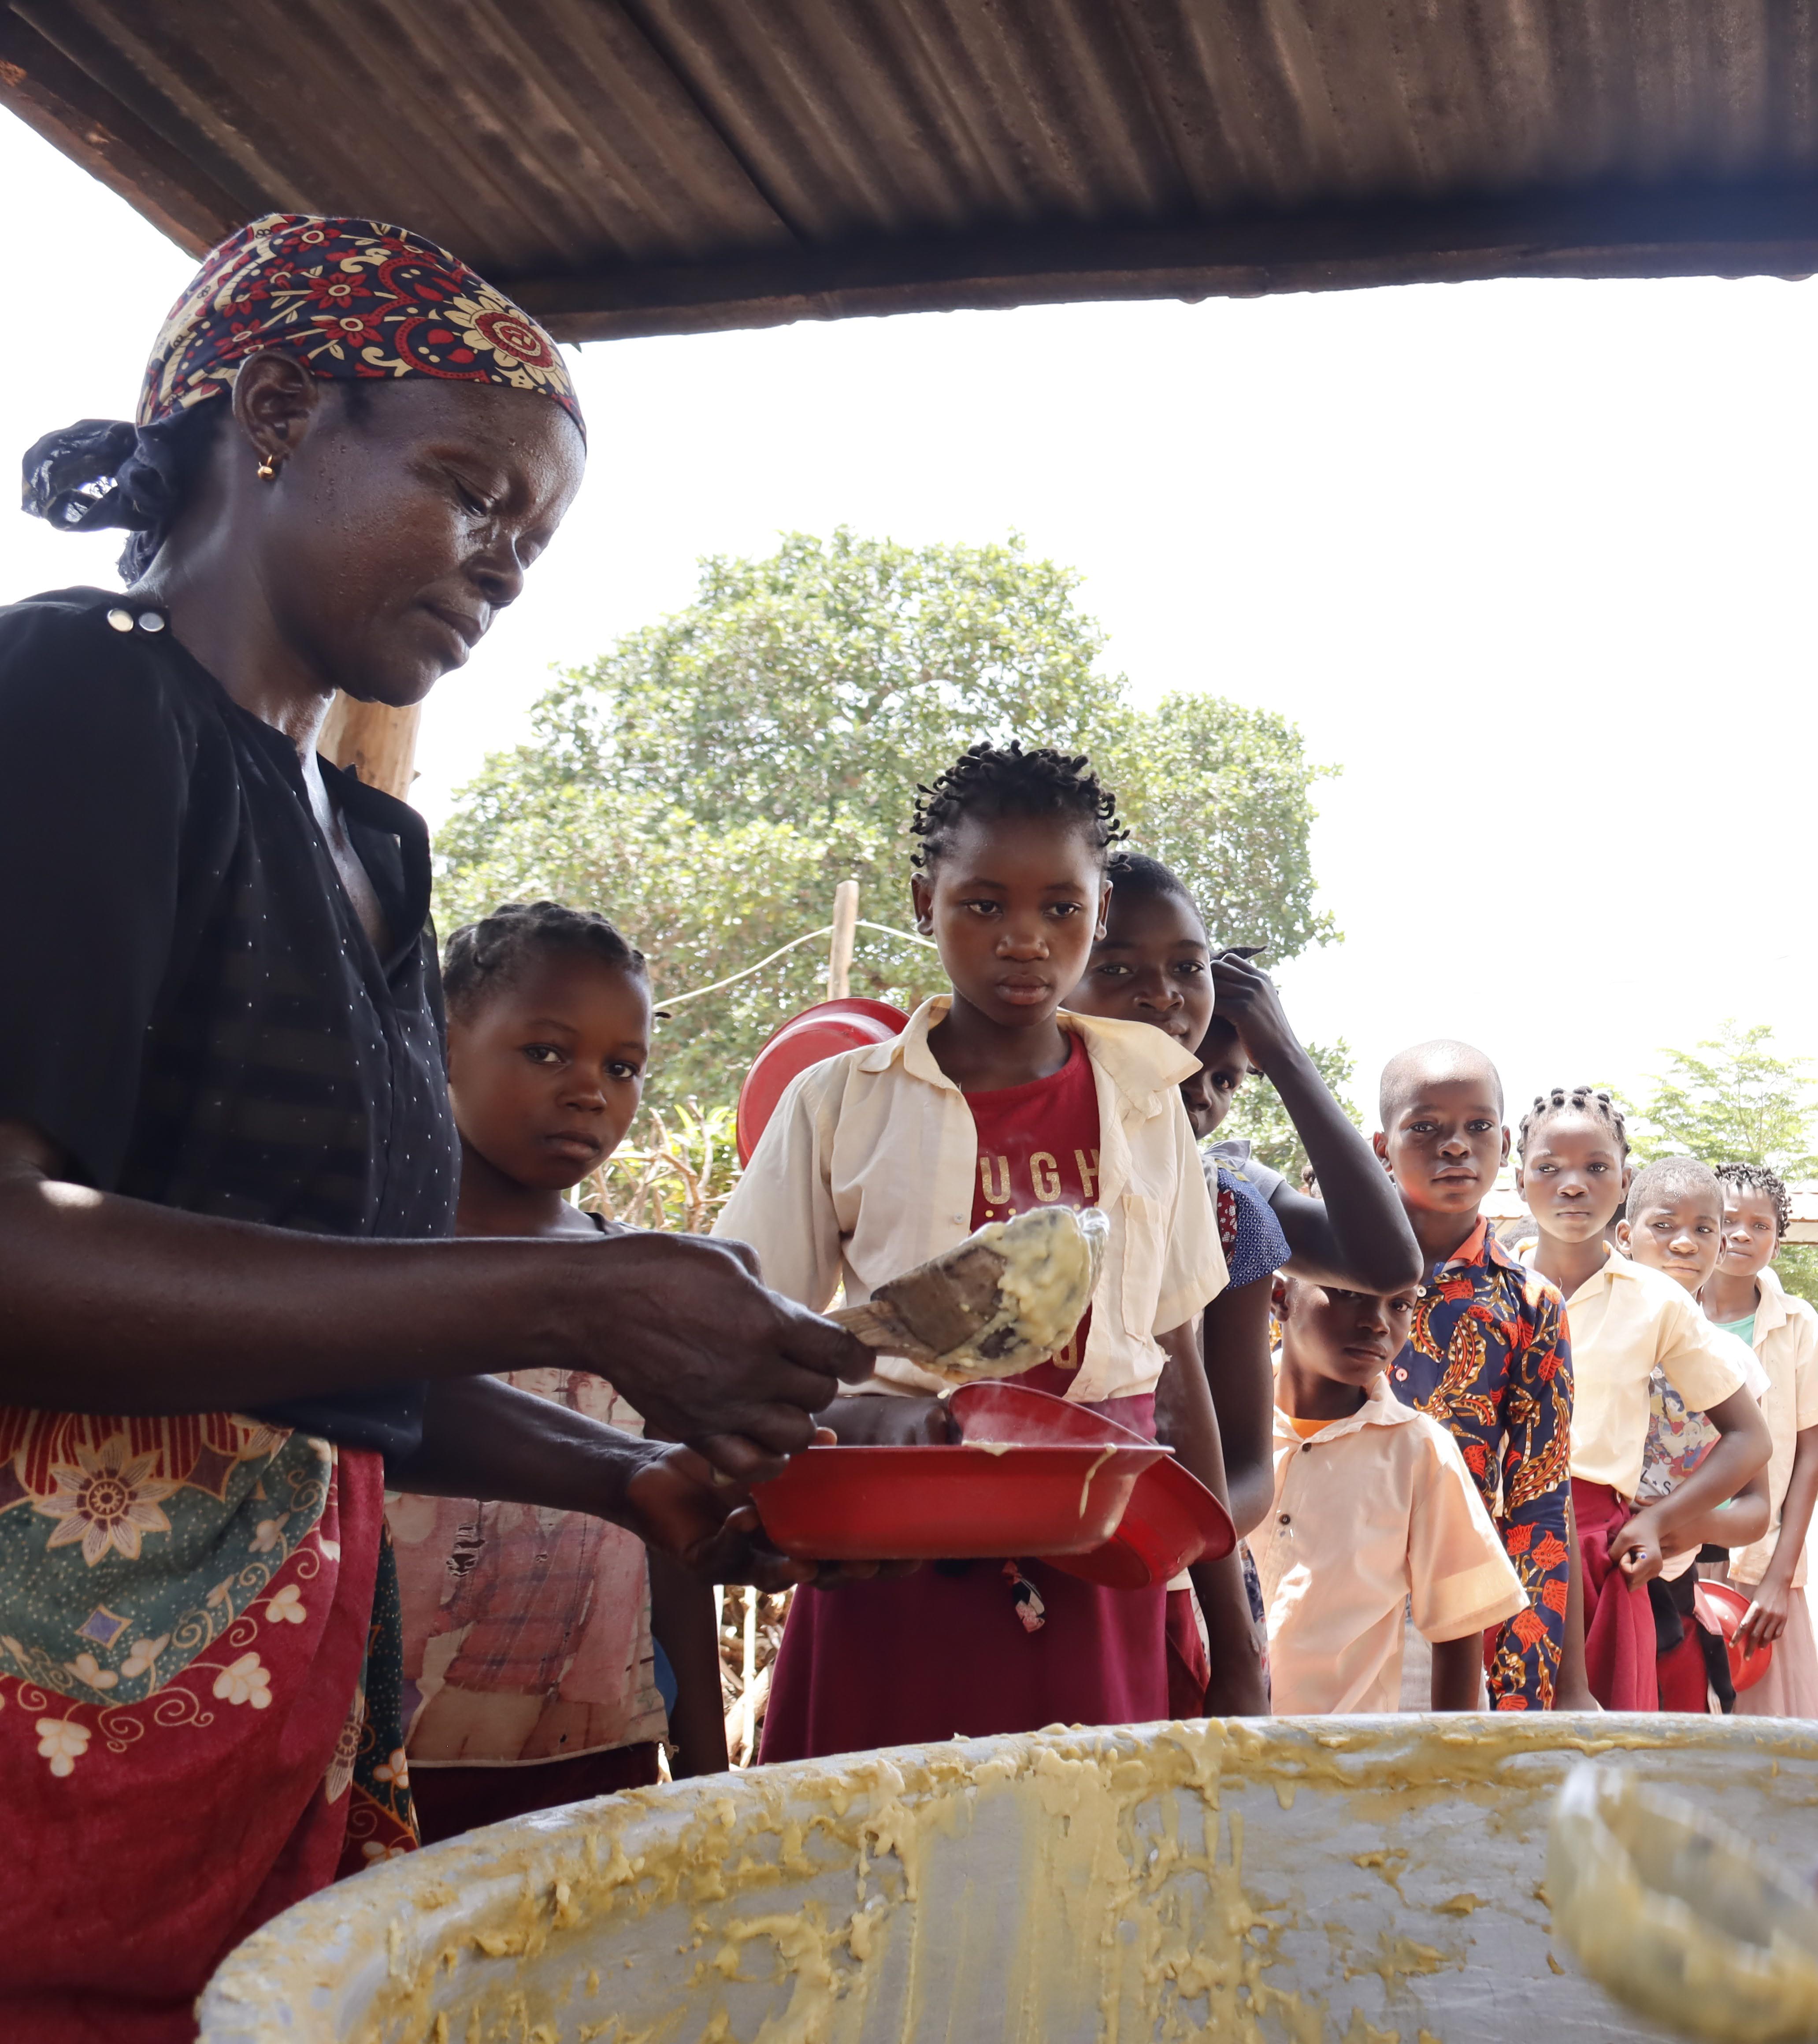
1619 1191 1724 1295
1374 1077 1508 1218
1514 1111 1630 1247
1179 1021 1250 1139
911 812 1107 1031
1277 1278 1417 1389
447 952 651 1191
1066 887 1213 1049
1718 1185 1781 1281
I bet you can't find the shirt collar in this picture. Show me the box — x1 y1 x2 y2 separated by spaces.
1752 1263 1790 1337
1431 1214 1489 1278
1272 1367 1417 1444
856 994 1199 1107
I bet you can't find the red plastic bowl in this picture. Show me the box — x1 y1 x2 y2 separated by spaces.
1695 1577 1774 1694
748 1442 1165 1561
735 998 908 1165
949 1381 1235 1589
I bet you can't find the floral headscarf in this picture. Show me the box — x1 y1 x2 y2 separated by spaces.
22 213 583 570
137 214 582 436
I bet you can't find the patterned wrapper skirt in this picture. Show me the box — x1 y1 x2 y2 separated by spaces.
0 1409 414 2044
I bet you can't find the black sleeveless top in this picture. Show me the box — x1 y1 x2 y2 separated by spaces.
0 586 457 1456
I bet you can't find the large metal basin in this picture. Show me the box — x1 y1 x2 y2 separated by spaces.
198 1714 1818 2042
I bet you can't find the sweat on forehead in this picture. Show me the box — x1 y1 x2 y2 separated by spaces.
1625 1156 1721 1220
1377 1040 1504 1125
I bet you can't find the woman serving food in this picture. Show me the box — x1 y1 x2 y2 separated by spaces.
3 215 871 2043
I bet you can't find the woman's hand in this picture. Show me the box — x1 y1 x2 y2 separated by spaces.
1736 1574 1793 1653
814 1392 957 1447
570 1231 880 1481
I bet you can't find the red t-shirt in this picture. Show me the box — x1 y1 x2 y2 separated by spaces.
964 1033 1101 1382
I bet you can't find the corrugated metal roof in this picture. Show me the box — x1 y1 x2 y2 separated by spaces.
6 0 1818 338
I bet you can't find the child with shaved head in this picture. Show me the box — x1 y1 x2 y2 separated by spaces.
1374 1041 1574 1708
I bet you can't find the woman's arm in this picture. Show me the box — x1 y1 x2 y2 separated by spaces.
1736 1426 1818 1652
1199 1275 1276 1537
1607 1387 1772 1581
1207 955 1421 1293
0 1120 869 1482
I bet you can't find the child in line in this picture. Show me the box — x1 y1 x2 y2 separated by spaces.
1614 1157 1770 1711
1516 1096 1766 1710
1374 1043 1574 1708
1705 1163 1818 1715
388 903 726 1841
1064 850 1418 1710
717 744 1232 1758
1255 1275 1527 1713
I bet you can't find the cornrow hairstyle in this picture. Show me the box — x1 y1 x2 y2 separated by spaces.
442 900 647 1020
1106 849 1201 919
1714 1159 1793 1238
1516 1083 1630 1161
1624 1154 1721 1223
910 740 1125 871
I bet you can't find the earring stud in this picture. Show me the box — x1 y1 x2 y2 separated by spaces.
256 455 278 481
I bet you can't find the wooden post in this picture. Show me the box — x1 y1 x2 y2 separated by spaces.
318 695 423 803
827 879 859 1000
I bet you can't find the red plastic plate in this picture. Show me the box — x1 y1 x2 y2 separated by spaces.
949 1381 1235 1588
735 998 908 1165
749 1442 1165 1561
1695 1577 1774 1694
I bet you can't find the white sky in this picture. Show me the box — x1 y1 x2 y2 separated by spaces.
6 109 1814 1126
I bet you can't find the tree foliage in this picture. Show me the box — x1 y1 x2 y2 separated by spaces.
1632 1022 1818 1177
437 529 1337 1105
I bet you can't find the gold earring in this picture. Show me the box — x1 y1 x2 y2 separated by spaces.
256 455 278 481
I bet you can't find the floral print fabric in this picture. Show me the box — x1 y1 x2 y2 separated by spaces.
137 214 582 436
0 1410 394 2041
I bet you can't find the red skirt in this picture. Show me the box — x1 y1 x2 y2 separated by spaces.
1573 1477 1659 1712
760 1390 1168 1764
0 1418 393 2044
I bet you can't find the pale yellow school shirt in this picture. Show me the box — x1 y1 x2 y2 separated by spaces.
1729 1266 1818 1589
1562 1248 1749 1498
713 998 1226 1402
1253 1373 1527 1715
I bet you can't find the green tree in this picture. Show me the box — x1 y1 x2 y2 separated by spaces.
437 529 1337 1105
1633 1021 1818 1307
1219 1041 1359 1182
1632 1023 1818 1176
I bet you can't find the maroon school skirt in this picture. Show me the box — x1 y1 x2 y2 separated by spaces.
760 1390 1168 1764
1573 1477 1659 1712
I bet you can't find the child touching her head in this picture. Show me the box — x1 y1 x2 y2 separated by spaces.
1516 1097 1767 1711
716 744 1235 1758
1254 1274 1526 1714
388 902 727 1842
1707 1162 1818 1715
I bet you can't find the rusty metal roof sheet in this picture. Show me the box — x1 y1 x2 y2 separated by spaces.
5 0 1818 340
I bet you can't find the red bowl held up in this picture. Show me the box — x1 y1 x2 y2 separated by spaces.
749 1441 1166 1562
949 1381 1235 1589
735 997 908 1166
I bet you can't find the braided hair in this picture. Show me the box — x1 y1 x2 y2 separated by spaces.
442 900 646 1020
1714 1159 1793 1238
1516 1083 1629 1160
910 741 1124 871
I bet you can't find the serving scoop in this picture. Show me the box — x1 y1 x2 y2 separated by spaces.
830 1205 1107 1383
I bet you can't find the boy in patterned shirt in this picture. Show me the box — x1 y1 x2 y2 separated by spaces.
1373 1041 1574 1708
